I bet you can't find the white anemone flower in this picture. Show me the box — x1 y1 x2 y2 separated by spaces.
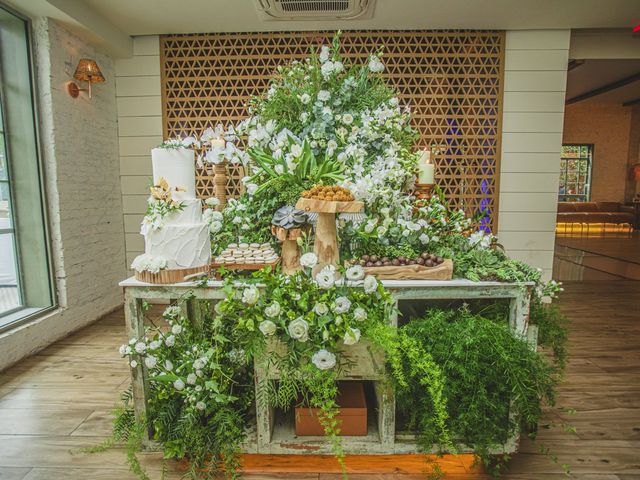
333 296 352 314
313 302 329 315
315 266 336 289
346 265 365 281
311 349 337 370
299 252 318 269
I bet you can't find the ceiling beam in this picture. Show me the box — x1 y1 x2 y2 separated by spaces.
568 59 585 71
566 71 640 105
623 97 640 107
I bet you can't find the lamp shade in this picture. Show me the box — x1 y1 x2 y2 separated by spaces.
73 58 105 84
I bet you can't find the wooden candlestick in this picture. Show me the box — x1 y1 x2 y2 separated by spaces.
295 197 364 276
213 162 227 209
414 183 434 201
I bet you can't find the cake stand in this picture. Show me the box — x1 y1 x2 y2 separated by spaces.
295 197 364 275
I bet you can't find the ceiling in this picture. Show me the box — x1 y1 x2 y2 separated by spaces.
12 0 640 35
566 59 640 106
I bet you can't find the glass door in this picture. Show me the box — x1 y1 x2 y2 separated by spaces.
559 144 593 202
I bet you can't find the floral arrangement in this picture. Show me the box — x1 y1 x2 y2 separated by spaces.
130 253 167 274
140 177 186 233
157 136 200 149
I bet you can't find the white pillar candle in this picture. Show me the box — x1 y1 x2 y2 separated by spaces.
211 137 226 149
417 149 435 184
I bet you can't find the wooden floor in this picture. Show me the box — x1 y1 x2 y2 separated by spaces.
0 281 638 479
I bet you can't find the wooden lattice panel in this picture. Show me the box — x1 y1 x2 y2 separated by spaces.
161 31 505 231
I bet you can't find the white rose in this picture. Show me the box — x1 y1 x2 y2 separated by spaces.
149 340 161 350
187 373 197 385
315 266 336 289
363 275 378 294
343 327 361 346
353 307 367 322
196 401 206 411
311 349 337 370
287 317 309 342
118 345 127 355
130 360 138 368
314 302 329 315
144 355 157 369
173 379 185 391
205 197 220 207
134 342 147 354
171 324 182 335
346 265 364 281
242 286 260 305
259 320 277 336
299 252 318 269
332 296 351 314
264 302 281 318
165 335 176 347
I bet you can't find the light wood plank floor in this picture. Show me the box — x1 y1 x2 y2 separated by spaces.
0 281 638 479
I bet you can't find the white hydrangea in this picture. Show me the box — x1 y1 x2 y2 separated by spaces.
319 45 330 63
196 401 206 411
134 342 147 354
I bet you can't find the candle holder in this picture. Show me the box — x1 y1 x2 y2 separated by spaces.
414 183 434 201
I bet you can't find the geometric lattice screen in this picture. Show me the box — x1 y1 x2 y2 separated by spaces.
161 30 505 231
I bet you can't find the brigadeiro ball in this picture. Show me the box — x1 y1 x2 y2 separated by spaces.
366 261 374 267
362 254 370 262
383 261 391 266
382 257 389 263
408 259 416 265
398 256 406 264
416 257 425 265
421 252 429 259
425 259 434 267
370 255 379 262
392 259 400 266
374 261 383 267
436 256 444 264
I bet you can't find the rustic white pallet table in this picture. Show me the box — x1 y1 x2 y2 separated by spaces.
119 277 534 455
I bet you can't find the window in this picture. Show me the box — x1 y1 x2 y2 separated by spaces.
559 144 593 202
0 5 54 328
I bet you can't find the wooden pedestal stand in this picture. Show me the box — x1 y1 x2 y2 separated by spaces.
271 225 307 275
213 162 227 209
414 183 434 201
295 197 364 274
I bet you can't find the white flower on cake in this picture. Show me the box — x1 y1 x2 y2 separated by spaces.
313 302 329 315
343 327 361 346
131 254 168 274
312 349 337 370
315 265 336 289
363 275 378 294
333 296 351 314
264 301 281 318
173 378 185 391
299 252 318 269
287 317 309 342
346 265 365 281
242 286 260 305
259 320 277 336
353 307 367 322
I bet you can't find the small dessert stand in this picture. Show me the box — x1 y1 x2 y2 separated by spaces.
295 197 364 274
271 225 307 275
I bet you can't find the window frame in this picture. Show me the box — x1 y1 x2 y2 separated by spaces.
558 143 594 203
0 2 57 332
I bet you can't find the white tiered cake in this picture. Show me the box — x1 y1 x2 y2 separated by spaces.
131 147 211 282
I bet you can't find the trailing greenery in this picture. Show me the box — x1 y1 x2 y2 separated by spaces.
394 308 559 475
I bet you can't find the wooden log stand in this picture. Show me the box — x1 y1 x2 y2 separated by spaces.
271 225 306 275
295 197 364 275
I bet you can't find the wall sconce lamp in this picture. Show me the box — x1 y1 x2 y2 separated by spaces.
67 58 105 99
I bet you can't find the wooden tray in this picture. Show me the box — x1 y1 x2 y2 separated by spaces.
295 381 367 436
134 264 209 284
210 259 280 279
364 258 453 280
296 197 364 214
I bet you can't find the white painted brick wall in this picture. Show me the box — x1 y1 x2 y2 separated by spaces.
0 18 126 370
498 30 570 280
115 35 163 267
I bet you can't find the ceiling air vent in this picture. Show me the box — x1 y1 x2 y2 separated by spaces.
255 0 375 20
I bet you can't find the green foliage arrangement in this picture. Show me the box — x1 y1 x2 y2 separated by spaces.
395 307 559 474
